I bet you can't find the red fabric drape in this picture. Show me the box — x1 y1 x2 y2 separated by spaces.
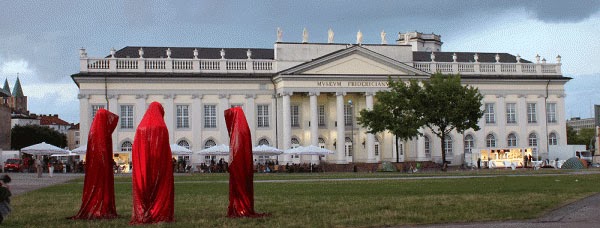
130 102 174 224
70 109 119 220
226 107 267 217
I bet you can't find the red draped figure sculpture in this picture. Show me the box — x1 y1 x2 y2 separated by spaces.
225 107 268 217
71 109 119 220
130 102 174 224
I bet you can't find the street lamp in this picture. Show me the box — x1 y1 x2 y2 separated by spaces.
348 99 354 162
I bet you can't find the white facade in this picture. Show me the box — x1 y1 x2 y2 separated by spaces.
72 31 568 166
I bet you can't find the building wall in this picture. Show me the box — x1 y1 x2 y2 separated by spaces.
0 105 10 150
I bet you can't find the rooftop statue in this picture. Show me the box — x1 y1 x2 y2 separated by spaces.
328 28 334 43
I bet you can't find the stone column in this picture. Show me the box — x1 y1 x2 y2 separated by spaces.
192 94 203 152
78 94 90 146
365 92 376 163
309 92 320 164
416 128 425 161
556 94 567 145
245 94 256 145
108 95 118 152
496 95 506 147
219 94 230 144
135 94 147 127
164 94 175 143
518 95 528 148
336 92 346 164
282 92 292 164
538 95 548 158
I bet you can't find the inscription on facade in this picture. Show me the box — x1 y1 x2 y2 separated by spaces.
317 81 388 87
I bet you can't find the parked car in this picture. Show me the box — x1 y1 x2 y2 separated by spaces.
4 159 23 172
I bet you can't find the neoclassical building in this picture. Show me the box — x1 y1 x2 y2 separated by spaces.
72 30 568 167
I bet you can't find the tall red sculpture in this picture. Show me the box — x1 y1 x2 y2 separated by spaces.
70 109 119 220
130 102 174 224
225 107 267 217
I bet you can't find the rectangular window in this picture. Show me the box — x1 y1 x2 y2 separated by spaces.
547 103 557 123
91 105 105 119
506 103 517 124
291 105 300 127
318 105 326 127
120 105 134 129
344 104 353 126
484 103 495 124
527 103 537 123
176 105 190 128
204 105 217 128
257 105 269 128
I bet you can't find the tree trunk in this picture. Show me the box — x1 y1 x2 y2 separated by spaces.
395 135 399 163
440 132 447 172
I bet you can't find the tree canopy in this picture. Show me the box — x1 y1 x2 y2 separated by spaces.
358 73 484 170
11 125 67 150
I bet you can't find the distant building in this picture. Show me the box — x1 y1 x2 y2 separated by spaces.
0 105 10 150
73 30 569 166
1 77 27 114
567 117 595 134
67 123 80 150
39 114 72 135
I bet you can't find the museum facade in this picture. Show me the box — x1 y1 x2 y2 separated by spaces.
72 30 569 167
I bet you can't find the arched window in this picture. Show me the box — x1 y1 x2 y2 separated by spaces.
424 136 431 158
374 137 380 156
204 139 216 149
464 134 474 154
291 137 300 148
177 140 190 149
258 138 269 146
344 137 353 156
528 133 538 147
318 137 326 149
507 133 518 147
121 141 132 152
444 135 453 157
548 133 558 145
486 134 496 148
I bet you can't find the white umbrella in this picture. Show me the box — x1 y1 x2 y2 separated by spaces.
71 145 87 154
197 144 230 156
51 151 79 157
252 145 284 156
284 145 334 156
21 142 69 156
170 143 193 155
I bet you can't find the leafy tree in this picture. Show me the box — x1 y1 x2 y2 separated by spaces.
358 73 483 171
566 125 579 145
358 77 424 162
418 73 484 170
11 125 67 150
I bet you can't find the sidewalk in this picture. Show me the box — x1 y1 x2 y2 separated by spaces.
5 173 83 196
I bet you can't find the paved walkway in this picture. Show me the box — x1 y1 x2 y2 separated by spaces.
5 172 600 227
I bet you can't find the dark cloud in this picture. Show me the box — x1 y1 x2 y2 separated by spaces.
522 0 600 23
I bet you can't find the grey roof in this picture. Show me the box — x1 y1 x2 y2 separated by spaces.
1 79 10 97
11 77 24 97
112 46 274 60
413 52 532 63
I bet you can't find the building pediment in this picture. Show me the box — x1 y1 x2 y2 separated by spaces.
279 45 429 76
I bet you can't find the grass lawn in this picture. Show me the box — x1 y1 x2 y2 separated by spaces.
7 170 600 227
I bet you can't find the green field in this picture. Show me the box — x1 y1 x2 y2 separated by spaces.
8 170 600 227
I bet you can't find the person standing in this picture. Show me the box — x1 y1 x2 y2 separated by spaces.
35 156 42 178
130 102 174 224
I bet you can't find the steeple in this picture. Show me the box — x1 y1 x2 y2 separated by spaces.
12 77 24 97
1 78 10 96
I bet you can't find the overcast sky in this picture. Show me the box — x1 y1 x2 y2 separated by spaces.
1 0 599 123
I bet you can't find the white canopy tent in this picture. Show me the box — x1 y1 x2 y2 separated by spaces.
252 145 284 156
197 144 230 156
170 143 193 155
20 142 70 156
